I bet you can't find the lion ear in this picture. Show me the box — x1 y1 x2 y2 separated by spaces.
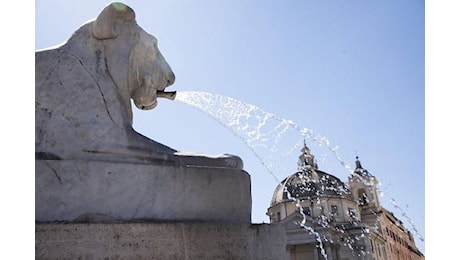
92 2 136 40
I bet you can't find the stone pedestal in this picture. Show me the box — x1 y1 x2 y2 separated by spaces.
36 160 287 258
36 160 251 223
36 222 287 259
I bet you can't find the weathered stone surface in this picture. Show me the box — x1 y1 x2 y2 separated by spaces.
35 2 242 169
36 160 251 223
36 222 288 260
35 3 285 258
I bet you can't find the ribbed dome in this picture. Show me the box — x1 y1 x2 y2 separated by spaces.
270 169 353 206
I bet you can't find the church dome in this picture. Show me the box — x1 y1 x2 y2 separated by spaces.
270 143 353 207
270 170 353 206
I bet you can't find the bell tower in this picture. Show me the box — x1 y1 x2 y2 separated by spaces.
349 156 381 211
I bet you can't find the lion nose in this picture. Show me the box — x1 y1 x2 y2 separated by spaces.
167 72 175 86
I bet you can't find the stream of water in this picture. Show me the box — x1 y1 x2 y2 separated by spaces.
175 90 424 258
175 91 353 180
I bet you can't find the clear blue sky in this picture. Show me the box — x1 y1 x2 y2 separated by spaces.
35 0 426 254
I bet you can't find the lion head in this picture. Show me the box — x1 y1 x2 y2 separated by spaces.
92 2 176 114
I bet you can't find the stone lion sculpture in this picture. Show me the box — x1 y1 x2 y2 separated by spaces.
35 2 242 169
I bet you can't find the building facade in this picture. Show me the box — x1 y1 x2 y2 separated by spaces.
381 209 424 260
266 144 424 260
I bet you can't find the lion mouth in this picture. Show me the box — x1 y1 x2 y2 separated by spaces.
156 90 176 100
134 89 176 110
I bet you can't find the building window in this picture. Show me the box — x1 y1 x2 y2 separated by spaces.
277 212 281 221
302 206 311 216
348 208 357 220
330 205 338 216
358 188 368 205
